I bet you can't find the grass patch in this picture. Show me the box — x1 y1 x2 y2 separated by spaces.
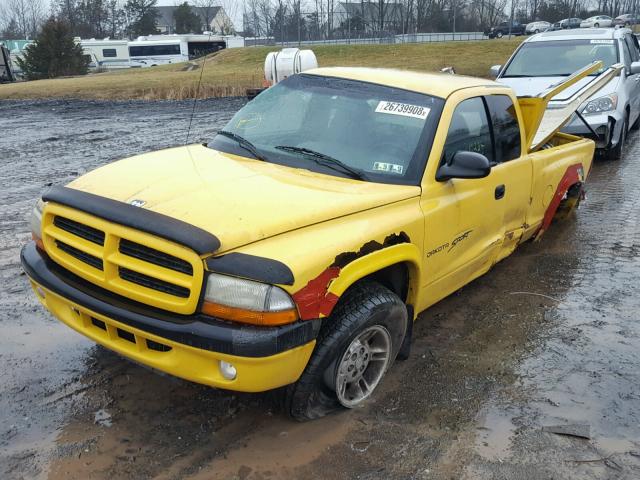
0 38 523 101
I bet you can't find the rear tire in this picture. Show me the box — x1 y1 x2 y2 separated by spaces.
285 281 407 421
555 183 584 220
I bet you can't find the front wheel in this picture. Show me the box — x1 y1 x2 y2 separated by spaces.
594 23 600 27
496 31 504 38
606 117 627 161
285 281 408 421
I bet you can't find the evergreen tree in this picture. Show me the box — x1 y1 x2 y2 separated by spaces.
174 2 202 34
16 17 89 80
125 0 159 37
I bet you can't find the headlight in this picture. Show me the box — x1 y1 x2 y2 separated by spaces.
202 272 298 326
30 199 46 246
581 94 617 115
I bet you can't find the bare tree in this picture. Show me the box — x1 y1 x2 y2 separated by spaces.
0 0 46 38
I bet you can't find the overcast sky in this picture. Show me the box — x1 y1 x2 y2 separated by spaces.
0 0 243 32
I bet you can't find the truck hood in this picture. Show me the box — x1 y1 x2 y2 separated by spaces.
497 75 618 101
66 145 420 254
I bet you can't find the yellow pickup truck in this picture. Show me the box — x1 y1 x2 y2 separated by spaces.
22 62 618 420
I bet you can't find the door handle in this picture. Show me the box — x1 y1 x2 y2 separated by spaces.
495 184 506 200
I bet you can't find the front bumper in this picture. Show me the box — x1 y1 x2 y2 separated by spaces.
21 242 318 392
562 111 623 149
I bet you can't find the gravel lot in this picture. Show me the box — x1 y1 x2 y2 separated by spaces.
1 98 639 480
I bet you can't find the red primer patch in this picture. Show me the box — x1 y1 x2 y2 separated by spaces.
538 163 582 238
293 266 341 320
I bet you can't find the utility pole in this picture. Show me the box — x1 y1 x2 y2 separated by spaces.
508 0 516 39
453 1 456 35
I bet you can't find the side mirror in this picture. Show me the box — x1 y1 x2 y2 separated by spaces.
489 65 502 79
629 61 640 75
436 151 492 182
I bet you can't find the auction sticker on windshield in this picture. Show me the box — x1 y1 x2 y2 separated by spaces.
375 101 430 120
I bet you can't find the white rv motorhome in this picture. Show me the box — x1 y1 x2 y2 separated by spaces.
79 38 130 70
128 34 230 68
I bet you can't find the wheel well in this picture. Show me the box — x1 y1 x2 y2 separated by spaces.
361 262 410 303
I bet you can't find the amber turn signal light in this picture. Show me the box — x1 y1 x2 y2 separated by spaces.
202 301 298 326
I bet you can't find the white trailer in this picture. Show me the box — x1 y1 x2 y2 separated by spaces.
128 34 244 68
79 38 130 70
129 34 226 68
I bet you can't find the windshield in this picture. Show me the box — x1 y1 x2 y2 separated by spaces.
502 39 618 77
210 74 443 185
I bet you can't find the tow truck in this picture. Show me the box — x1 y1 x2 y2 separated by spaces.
22 61 618 420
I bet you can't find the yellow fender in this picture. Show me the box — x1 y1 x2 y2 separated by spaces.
326 243 422 311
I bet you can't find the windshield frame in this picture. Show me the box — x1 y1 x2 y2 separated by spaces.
501 38 620 78
209 74 445 186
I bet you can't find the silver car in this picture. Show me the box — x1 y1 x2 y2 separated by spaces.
526 21 551 34
491 28 640 159
580 15 613 28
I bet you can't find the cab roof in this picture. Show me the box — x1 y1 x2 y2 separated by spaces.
305 67 500 98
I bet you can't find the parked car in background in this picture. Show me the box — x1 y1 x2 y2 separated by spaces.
492 28 640 160
485 21 526 38
526 21 551 34
613 14 640 26
580 15 613 28
549 18 582 30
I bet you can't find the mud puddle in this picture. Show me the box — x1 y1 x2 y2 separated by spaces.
1 99 639 479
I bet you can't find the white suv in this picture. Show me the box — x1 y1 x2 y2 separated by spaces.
491 28 640 160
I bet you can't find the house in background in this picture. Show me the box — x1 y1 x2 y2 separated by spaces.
156 6 235 35
333 2 406 35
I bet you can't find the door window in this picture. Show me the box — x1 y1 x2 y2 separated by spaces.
485 95 522 162
442 97 493 165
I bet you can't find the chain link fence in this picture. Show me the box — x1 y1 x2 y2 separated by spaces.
245 31 486 47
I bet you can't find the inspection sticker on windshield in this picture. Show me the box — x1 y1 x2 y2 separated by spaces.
375 101 430 120
590 39 614 44
373 162 404 174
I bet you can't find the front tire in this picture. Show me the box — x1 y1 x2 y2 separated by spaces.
594 23 600 27
496 31 504 38
606 117 627 161
286 281 407 421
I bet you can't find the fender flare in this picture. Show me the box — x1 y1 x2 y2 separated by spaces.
293 243 422 320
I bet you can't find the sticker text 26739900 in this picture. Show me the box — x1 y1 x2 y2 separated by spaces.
375 101 430 120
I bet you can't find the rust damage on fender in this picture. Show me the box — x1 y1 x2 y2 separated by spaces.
293 232 410 320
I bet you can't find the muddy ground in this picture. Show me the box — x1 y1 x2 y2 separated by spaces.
1 98 639 480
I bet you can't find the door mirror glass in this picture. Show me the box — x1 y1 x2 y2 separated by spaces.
489 65 502 78
436 151 491 182
630 61 640 75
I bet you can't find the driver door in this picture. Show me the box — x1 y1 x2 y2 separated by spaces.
420 95 505 307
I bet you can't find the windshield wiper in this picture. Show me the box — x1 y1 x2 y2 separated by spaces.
275 145 368 181
216 130 268 162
